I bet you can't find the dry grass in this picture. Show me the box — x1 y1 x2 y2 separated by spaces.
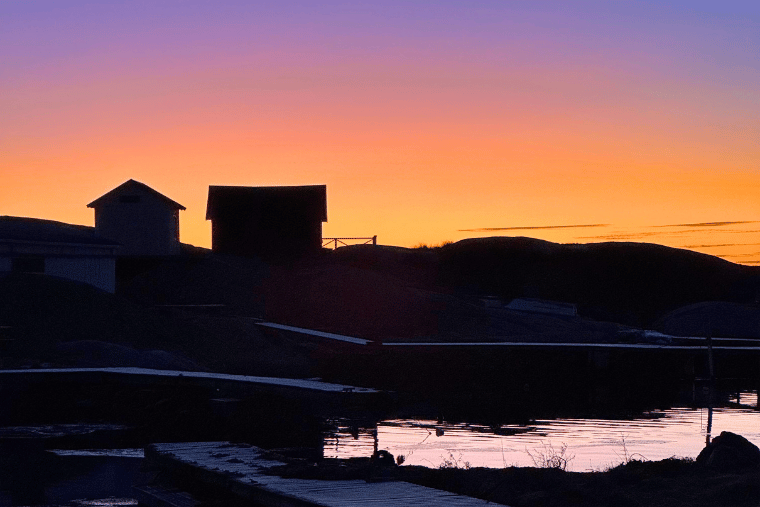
525 441 575 471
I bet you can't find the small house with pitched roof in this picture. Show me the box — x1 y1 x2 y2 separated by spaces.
206 185 327 259
88 179 185 256
0 216 119 292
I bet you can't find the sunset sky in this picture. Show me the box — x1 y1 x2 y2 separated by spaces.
2 1 759 263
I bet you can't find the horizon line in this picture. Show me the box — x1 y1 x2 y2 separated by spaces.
459 224 610 232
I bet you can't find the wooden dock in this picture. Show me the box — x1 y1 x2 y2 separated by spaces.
0 367 378 394
256 321 373 345
146 442 508 507
381 341 760 350
253 321 760 351
134 485 200 507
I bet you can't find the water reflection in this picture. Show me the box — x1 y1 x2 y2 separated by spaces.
0 446 144 506
324 391 760 472
72 499 138 507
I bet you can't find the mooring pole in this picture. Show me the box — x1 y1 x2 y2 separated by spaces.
706 332 715 445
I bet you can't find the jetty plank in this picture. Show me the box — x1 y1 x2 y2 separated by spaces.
256 321 373 345
148 442 508 507
254 321 759 350
382 342 760 350
133 485 200 507
0 367 378 393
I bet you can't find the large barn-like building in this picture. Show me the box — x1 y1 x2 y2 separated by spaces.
88 179 185 257
0 216 119 292
206 185 327 259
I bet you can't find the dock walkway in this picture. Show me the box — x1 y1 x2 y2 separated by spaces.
0 367 378 393
254 321 760 350
256 322 373 345
147 442 508 507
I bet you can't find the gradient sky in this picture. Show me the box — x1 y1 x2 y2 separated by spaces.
2 1 759 263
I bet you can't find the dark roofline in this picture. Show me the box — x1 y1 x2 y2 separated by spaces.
205 184 327 221
0 216 121 246
87 179 186 210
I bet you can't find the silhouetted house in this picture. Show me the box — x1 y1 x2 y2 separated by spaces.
87 179 185 256
206 185 327 259
0 216 119 292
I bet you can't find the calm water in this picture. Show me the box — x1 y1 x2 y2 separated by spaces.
0 447 145 507
324 391 760 472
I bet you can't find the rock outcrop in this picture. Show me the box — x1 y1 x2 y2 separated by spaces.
696 431 760 471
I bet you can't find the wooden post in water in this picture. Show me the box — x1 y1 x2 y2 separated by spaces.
705 333 715 445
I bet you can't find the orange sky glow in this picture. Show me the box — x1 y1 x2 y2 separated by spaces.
2 1 759 263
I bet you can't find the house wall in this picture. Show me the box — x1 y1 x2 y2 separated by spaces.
45 256 116 293
95 188 180 256
212 213 322 259
0 254 116 293
0 241 117 293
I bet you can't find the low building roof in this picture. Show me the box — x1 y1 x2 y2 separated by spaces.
0 216 120 246
87 179 186 210
206 185 327 222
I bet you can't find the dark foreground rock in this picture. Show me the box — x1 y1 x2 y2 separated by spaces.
402 459 760 507
696 431 760 472
264 452 760 507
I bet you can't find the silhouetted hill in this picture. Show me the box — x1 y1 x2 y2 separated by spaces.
314 238 758 328
7 236 758 374
117 237 759 341
0 273 205 369
0 271 315 376
118 245 267 316
261 251 622 342
433 237 760 327
654 301 760 339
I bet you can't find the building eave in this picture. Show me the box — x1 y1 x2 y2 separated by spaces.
87 179 186 210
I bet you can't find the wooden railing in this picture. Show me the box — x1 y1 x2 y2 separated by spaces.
322 236 377 249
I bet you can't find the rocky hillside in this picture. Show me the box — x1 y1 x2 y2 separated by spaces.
6 237 758 372
265 237 760 333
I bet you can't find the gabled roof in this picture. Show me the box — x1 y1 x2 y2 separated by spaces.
206 185 327 222
87 179 186 210
0 216 120 246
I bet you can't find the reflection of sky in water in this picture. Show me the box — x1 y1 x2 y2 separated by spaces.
72 499 138 507
0 424 128 439
48 449 144 458
728 391 758 406
325 392 760 471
